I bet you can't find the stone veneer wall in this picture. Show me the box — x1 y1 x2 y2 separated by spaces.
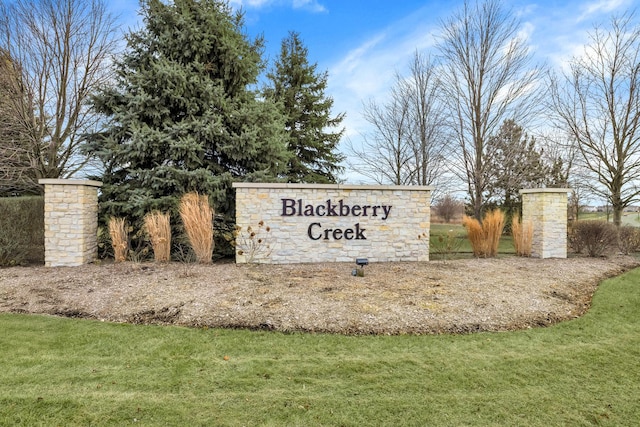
233 183 432 264
521 188 571 259
39 179 102 267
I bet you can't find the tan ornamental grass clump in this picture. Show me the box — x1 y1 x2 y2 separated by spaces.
179 192 213 264
462 215 483 257
108 217 128 262
462 209 505 257
483 209 505 257
512 215 533 257
144 211 171 262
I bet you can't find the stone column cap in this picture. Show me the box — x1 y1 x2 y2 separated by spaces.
232 182 434 191
39 178 103 187
520 188 572 194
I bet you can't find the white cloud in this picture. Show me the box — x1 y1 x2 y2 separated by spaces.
327 7 440 146
517 21 535 44
331 34 386 78
322 9 446 183
228 0 273 7
577 0 630 21
292 0 326 13
515 3 538 18
228 0 326 12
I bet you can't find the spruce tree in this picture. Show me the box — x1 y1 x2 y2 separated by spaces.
484 119 555 224
84 0 289 227
264 31 345 183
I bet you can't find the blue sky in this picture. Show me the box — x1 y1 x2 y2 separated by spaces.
109 0 639 183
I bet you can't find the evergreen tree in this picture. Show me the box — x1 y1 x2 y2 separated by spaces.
85 0 289 227
264 31 345 183
484 120 559 222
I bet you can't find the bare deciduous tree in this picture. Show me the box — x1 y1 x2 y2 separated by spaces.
347 52 448 188
348 89 413 185
402 52 450 188
0 48 40 195
0 0 118 194
550 12 640 227
436 0 545 220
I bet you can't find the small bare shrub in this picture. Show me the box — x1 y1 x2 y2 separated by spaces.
233 220 272 263
571 220 618 257
144 211 171 262
567 222 585 254
0 196 44 266
462 209 505 257
512 215 533 257
179 192 213 264
173 243 198 277
618 225 640 255
108 217 128 262
424 229 463 262
434 194 464 223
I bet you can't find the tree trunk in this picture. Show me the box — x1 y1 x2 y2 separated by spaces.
612 194 623 227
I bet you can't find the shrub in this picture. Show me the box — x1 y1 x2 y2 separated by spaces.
232 220 272 263
179 192 213 264
462 209 505 257
570 220 618 257
144 211 171 262
433 194 463 223
567 222 584 254
0 196 44 267
108 217 129 262
618 225 640 255
512 215 533 257
425 229 464 262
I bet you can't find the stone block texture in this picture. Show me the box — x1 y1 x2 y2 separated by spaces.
39 179 102 267
233 183 432 264
521 188 571 259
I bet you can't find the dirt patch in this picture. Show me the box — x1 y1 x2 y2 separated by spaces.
1 255 638 335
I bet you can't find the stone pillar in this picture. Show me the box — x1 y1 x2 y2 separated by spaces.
520 188 571 259
39 179 102 267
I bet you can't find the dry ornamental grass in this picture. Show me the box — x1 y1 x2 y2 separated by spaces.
108 217 128 262
1 255 638 335
179 193 213 264
144 211 171 262
512 216 534 257
462 210 505 257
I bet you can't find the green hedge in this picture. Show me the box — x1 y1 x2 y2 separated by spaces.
0 196 44 266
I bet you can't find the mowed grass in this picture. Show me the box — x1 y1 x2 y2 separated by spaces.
2 267 640 426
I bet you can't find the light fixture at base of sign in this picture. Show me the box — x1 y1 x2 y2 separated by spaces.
352 258 368 277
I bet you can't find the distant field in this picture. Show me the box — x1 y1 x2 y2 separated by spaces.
576 211 640 226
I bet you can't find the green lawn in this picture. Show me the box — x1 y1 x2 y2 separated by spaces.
1 266 640 426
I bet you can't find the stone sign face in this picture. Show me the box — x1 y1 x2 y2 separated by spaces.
233 183 432 264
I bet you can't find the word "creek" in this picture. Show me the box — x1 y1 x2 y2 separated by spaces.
281 198 393 220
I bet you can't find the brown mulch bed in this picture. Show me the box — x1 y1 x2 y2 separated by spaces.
1 255 638 335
